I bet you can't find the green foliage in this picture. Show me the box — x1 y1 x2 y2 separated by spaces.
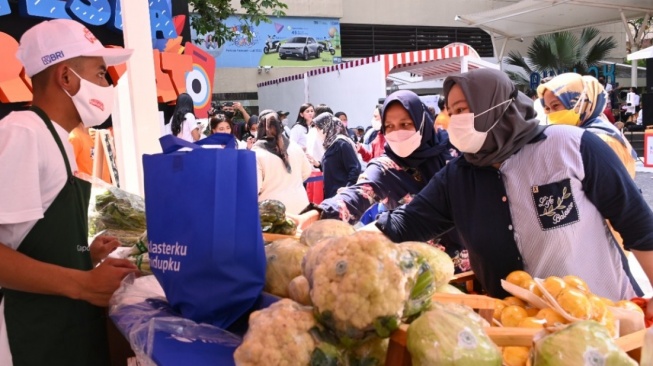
188 0 288 47
505 27 617 87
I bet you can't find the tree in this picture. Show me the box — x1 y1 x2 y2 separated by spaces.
188 0 288 47
505 27 617 88
625 16 652 67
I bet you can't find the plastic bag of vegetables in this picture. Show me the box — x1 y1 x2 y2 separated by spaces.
407 302 502 366
532 320 637 365
88 186 146 237
234 299 342 366
310 232 434 344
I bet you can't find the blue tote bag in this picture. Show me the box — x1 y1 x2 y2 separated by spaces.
142 133 266 329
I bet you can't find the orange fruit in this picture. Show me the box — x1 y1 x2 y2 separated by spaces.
504 296 527 308
503 346 530 366
501 305 529 327
531 285 543 298
506 270 533 287
518 317 546 329
588 294 608 321
615 300 644 315
541 276 567 298
601 297 615 307
493 299 507 321
536 308 568 326
520 279 538 292
563 275 590 293
556 288 592 319
525 307 539 317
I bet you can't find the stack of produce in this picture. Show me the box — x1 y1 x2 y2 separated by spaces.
259 200 297 236
237 228 459 366
498 270 645 366
88 186 151 275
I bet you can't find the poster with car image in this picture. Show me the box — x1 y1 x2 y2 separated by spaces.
190 16 341 68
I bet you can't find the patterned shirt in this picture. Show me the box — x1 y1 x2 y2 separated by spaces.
377 125 653 300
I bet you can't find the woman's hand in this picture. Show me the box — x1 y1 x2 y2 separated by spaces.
292 210 320 231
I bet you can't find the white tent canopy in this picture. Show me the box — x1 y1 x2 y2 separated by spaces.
456 0 653 40
628 45 653 61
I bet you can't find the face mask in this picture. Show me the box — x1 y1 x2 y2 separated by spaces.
448 98 513 154
223 111 235 119
547 109 581 126
371 118 382 131
547 89 586 126
63 68 114 128
385 112 425 158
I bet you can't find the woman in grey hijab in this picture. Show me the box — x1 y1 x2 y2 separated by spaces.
371 68 653 308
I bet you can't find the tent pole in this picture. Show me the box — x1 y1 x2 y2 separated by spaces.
498 37 509 71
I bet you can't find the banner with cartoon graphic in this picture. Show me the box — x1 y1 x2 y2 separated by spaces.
191 16 342 68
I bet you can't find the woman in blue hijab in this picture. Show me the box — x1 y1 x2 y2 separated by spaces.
295 90 467 270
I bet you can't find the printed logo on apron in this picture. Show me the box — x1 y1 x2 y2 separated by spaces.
531 178 580 230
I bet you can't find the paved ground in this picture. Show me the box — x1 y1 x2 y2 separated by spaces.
628 163 653 297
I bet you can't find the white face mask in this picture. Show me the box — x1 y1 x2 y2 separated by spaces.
448 99 513 154
63 68 115 128
371 118 382 131
385 112 425 158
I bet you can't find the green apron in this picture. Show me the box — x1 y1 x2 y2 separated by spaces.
3 107 109 366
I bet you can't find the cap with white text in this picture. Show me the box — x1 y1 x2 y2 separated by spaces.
17 18 133 77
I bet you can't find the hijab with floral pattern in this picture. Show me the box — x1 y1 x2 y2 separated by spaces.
313 112 354 150
443 68 544 167
536 73 607 127
537 73 636 159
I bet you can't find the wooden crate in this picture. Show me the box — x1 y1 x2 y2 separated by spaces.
384 293 646 366
262 232 301 243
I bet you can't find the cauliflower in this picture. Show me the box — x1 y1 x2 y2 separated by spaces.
234 299 339 366
302 236 334 285
407 302 502 366
288 275 312 306
400 241 455 288
300 219 355 247
310 232 413 342
265 238 308 297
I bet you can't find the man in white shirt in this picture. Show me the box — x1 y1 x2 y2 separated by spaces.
0 19 138 365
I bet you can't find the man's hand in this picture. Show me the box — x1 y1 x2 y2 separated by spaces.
90 235 121 267
233 102 245 112
76 258 139 307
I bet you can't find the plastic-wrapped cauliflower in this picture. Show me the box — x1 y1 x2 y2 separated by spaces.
407 302 502 366
265 238 308 297
400 241 455 288
302 236 334 285
288 275 312 306
300 219 355 247
234 299 340 366
532 320 637 365
310 232 432 343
